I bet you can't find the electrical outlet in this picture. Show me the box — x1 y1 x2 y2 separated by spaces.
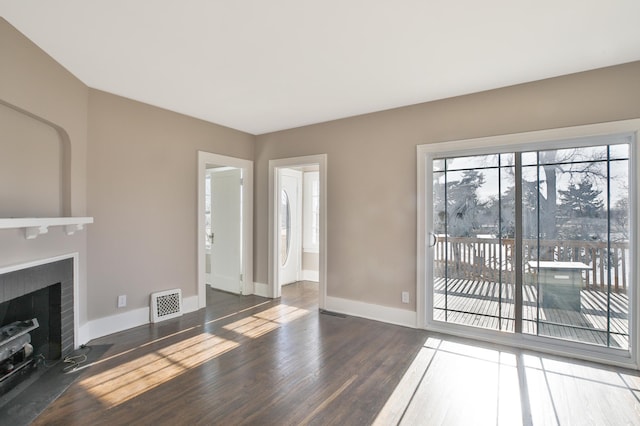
117 294 127 308
401 291 409 304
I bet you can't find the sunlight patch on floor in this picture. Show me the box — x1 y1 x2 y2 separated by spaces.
77 304 310 408
373 336 640 425
82 300 274 370
78 333 239 408
222 304 309 339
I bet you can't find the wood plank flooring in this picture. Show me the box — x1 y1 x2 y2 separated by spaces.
32 282 427 425
374 334 640 426
30 281 640 425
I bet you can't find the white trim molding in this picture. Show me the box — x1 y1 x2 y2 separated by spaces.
197 151 253 308
78 295 199 344
0 217 93 239
269 154 327 309
253 282 270 298
0 253 82 350
302 270 319 282
325 296 417 329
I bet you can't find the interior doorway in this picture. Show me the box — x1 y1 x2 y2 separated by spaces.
198 151 253 309
269 155 326 309
206 166 243 294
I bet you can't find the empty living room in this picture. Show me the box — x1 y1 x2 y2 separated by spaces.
1 2 640 425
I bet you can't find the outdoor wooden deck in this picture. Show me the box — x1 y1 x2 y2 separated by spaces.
433 277 629 348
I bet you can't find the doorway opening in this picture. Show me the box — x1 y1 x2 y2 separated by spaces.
269 155 327 309
197 152 253 309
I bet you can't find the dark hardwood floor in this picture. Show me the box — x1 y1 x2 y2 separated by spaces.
32 282 427 425
31 281 640 425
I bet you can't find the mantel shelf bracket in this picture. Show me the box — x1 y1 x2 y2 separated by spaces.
25 225 49 240
0 217 94 240
64 223 84 236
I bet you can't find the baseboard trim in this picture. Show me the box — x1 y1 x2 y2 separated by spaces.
78 293 416 343
302 270 319 282
325 296 417 328
254 282 270 297
78 295 200 344
242 281 255 295
182 295 199 314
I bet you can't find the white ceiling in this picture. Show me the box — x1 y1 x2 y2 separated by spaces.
2 1 640 135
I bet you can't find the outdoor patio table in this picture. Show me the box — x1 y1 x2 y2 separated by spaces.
527 261 591 311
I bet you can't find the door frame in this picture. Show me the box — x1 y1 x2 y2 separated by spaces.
269 154 327 309
417 118 640 369
197 151 253 308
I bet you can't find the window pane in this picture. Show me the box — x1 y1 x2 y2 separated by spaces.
500 153 514 166
521 151 538 166
445 154 498 171
537 146 609 165
610 143 630 160
280 190 291 266
522 144 630 349
432 158 514 332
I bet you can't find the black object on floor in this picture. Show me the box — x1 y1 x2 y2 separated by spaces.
0 344 111 426
319 309 347 318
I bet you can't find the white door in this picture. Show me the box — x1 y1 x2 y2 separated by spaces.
210 168 243 294
278 168 302 286
205 171 213 286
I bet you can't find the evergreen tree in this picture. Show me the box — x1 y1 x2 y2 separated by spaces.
558 180 604 218
445 170 485 237
557 179 605 240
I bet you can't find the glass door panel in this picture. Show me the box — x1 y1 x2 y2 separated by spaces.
432 154 515 332
522 145 630 349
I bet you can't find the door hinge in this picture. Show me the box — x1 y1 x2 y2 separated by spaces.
240 177 244 185
240 273 244 281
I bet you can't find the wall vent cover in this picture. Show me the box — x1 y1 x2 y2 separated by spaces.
150 289 183 323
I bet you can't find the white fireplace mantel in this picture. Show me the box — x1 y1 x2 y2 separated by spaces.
0 217 94 239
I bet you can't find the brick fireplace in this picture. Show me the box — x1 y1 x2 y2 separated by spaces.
0 257 75 393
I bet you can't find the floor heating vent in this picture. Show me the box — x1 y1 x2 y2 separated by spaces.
150 289 183 323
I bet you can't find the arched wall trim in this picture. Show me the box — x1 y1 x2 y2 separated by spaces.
0 99 72 216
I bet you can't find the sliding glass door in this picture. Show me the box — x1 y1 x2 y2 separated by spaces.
520 143 630 348
426 131 633 357
432 153 516 332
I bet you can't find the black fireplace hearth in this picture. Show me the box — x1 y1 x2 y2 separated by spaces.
0 258 74 400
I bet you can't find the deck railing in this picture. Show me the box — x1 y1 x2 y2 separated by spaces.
433 237 630 293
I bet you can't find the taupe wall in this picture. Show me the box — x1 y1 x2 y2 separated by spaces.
255 61 640 311
303 252 319 272
87 90 254 319
1 18 255 325
0 103 63 217
0 18 90 323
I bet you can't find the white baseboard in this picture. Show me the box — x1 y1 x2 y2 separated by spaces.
78 294 200 344
242 281 255 295
78 292 416 345
253 282 270 297
325 296 417 329
78 306 149 344
302 270 319 282
182 295 199 314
